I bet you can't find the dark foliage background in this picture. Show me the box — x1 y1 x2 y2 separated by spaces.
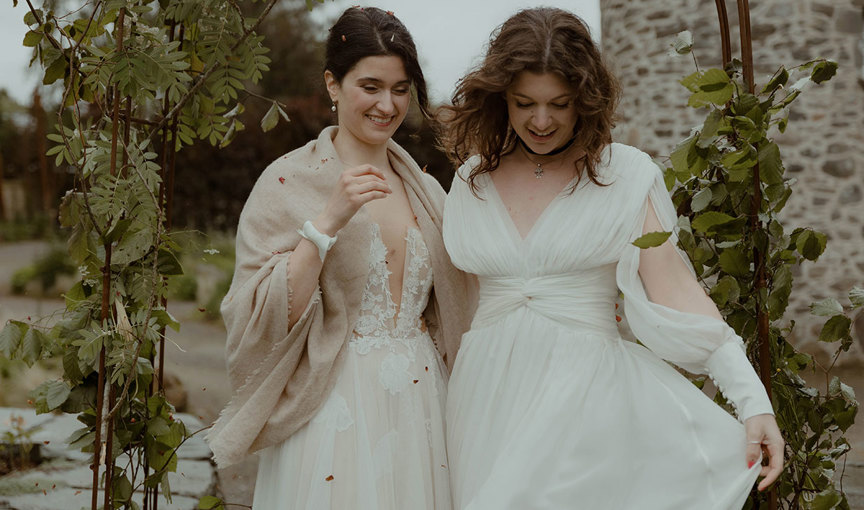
168 5 451 232
0 4 452 233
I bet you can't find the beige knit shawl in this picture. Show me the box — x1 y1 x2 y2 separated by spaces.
206 126 473 467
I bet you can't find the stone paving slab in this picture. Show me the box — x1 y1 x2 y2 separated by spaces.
0 408 216 509
0 488 201 510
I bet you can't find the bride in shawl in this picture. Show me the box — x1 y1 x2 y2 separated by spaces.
206 7 472 510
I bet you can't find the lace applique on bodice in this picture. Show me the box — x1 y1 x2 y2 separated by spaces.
350 224 434 355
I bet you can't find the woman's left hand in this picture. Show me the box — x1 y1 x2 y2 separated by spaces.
744 413 784 491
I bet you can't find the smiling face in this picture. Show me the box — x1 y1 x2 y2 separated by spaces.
506 71 578 154
325 55 411 149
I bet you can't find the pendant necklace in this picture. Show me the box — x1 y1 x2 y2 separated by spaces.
518 135 577 179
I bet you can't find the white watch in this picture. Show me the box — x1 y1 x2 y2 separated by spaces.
297 220 337 262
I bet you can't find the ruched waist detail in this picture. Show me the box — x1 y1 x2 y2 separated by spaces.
472 268 620 337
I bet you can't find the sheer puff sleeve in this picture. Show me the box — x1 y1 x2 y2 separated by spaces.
614 148 774 422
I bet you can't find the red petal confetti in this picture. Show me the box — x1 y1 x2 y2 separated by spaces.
386 10 394 15
198 307 206 313
413 379 419 384
52 484 56 489
43 440 50 445
131 418 136 423
615 303 619 309
321 158 329 164
421 165 428 173
27 316 31 321
325 475 334 481
341 35 346 42
202 387 207 391
615 315 622 322
35 482 39 486
42 490 47 495
278 176 285 184
425 366 428 372
74 491 82 496
27 399 33 405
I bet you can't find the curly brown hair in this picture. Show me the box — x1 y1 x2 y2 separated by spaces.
438 7 620 193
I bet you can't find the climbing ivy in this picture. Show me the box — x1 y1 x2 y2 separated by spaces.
0 0 292 507
636 31 858 509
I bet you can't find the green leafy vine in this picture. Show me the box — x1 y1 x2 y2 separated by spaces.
634 31 859 509
0 0 291 507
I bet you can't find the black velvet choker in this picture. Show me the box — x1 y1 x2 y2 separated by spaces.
518 134 577 156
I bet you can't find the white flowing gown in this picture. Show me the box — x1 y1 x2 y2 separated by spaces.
442 144 774 510
253 224 451 510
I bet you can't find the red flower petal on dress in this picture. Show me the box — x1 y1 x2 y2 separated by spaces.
425 366 428 372
321 158 329 164
278 176 285 184
413 379 419 384
615 315 622 322
325 475 334 481
615 303 619 309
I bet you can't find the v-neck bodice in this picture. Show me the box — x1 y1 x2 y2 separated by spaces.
350 223 434 350
485 172 580 245
442 146 649 279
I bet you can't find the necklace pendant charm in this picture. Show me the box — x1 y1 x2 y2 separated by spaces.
534 163 543 179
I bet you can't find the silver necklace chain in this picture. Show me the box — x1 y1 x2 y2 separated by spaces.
519 143 573 179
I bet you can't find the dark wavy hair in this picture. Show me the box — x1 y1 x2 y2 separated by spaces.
325 7 430 119
438 7 620 192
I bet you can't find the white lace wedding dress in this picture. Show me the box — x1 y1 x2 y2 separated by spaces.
442 144 774 510
252 224 451 510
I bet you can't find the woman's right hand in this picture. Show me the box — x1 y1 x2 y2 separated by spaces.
314 164 391 235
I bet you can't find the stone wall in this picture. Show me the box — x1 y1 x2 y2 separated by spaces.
601 0 864 362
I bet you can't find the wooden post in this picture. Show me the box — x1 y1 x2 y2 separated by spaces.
93 8 126 510
0 151 6 222
714 1 776 508
32 89 52 215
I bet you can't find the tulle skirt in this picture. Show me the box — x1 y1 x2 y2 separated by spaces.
252 332 451 510
447 309 760 510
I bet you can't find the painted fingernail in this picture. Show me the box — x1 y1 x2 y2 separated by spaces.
747 461 755 469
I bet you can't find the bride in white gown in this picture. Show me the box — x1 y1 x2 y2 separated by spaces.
209 7 470 510
438 8 784 509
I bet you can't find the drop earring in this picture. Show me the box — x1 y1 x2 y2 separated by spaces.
331 102 337 112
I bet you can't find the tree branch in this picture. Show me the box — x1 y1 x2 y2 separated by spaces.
143 0 281 143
